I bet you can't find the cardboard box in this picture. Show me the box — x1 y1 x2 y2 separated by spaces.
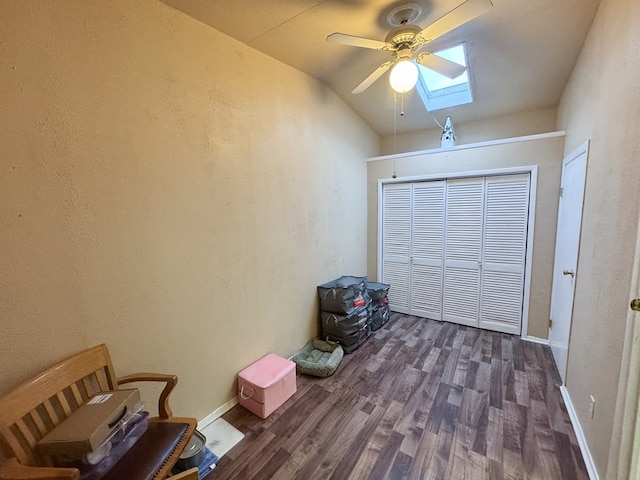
37 389 141 457
237 354 296 419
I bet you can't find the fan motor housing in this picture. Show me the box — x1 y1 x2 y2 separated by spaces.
385 24 421 47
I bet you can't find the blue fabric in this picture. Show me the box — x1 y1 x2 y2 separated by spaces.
198 447 219 478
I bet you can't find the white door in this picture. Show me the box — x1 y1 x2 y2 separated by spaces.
614 202 640 479
549 143 589 383
479 174 530 335
382 183 412 313
442 178 485 327
410 181 445 319
382 182 446 317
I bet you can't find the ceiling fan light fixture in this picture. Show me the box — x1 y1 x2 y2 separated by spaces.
389 59 418 93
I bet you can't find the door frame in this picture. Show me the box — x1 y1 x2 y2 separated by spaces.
378 165 538 338
548 141 589 384
608 206 640 478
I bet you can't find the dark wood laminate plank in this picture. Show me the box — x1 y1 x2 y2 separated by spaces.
489 357 503 409
432 342 452 378
572 441 591 478
470 395 489 456
474 361 492 395
273 380 366 473
441 345 461 384
392 369 430 434
469 327 485 363
326 404 385 480
503 401 527 452
398 424 423 459
387 450 413 480
268 384 331 437
514 369 531 407
426 382 452 434
503 357 517 404
530 399 564 479
250 447 290 480
408 372 440 431
512 337 526 372
297 407 371 480
491 333 503 361
481 330 493 364
486 406 504 465
465 360 480 389
347 403 405 479
447 383 464 408
408 428 439 479
421 345 442 373
367 430 404 479
428 402 459 479
215 430 276 480
452 343 471 386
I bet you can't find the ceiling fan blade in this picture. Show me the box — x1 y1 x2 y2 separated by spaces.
326 32 391 51
351 61 393 94
416 0 493 44
417 53 467 79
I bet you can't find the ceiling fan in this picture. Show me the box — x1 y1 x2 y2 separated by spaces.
326 0 493 94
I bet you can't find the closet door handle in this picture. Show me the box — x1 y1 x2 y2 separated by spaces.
563 269 575 278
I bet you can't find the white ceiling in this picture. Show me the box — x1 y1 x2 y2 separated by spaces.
162 0 601 136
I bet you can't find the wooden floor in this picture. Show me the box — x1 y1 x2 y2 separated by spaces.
210 313 588 480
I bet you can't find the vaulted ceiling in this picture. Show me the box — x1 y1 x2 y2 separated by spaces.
162 0 601 136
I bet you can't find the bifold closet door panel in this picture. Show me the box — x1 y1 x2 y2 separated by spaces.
442 178 485 327
382 183 412 314
410 181 445 319
479 174 530 334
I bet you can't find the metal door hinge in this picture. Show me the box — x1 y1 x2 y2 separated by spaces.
549 318 553 329
631 299 640 312
560 187 564 198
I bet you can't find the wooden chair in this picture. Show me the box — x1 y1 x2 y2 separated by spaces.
169 467 199 479
0 344 197 480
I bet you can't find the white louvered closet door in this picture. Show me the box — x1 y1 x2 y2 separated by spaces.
479 174 530 334
381 173 531 334
382 183 412 313
442 178 485 327
410 181 445 319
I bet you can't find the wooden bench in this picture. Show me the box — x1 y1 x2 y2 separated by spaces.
0 344 198 480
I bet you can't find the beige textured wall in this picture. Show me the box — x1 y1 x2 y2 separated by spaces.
0 0 378 420
556 0 640 475
367 135 565 339
379 107 558 156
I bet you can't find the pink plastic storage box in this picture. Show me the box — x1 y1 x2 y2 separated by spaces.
237 353 296 419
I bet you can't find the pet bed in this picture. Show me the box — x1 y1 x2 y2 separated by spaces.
293 339 344 377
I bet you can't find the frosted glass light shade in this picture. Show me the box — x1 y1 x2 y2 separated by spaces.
389 60 419 93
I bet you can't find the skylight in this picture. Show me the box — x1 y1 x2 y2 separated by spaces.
417 43 473 111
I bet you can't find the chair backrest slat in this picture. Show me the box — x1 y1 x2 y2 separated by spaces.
55 390 73 418
42 399 61 427
82 375 98 399
13 419 38 465
95 368 111 392
69 383 84 407
28 409 48 438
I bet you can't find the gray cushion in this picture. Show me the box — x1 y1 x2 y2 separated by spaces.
292 340 344 377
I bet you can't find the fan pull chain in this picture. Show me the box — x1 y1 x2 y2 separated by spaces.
393 92 398 179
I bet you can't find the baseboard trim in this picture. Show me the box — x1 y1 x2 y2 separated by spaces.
560 386 600 480
522 335 549 345
198 396 239 430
